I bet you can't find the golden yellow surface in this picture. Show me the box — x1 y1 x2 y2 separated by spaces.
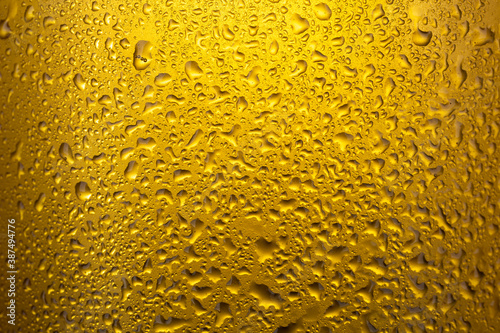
0 0 500 332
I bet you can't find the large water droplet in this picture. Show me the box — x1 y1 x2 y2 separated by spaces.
314 3 332 20
75 182 92 201
133 40 153 70
290 14 310 34
185 61 203 80
413 29 432 46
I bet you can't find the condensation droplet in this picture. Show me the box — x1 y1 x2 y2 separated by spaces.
413 29 433 46
314 3 332 20
75 182 92 201
133 40 153 70
185 61 203 80
290 14 310 34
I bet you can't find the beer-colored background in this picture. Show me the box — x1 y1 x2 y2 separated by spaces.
1 0 499 331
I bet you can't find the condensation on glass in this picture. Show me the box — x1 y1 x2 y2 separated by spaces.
0 0 499 332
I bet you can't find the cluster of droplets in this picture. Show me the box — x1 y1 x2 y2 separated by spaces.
0 0 499 332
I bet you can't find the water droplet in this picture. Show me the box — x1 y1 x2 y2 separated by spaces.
34 193 46 212
290 14 310 34
0 20 11 39
24 5 34 22
75 182 92 201
124 161 139 180
413 29 432 46
59 143 75 163
314 3 332 20
154 73 172 87
73 73 86 90
133 40 153 70
185 61 203 80
269 40 279 55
